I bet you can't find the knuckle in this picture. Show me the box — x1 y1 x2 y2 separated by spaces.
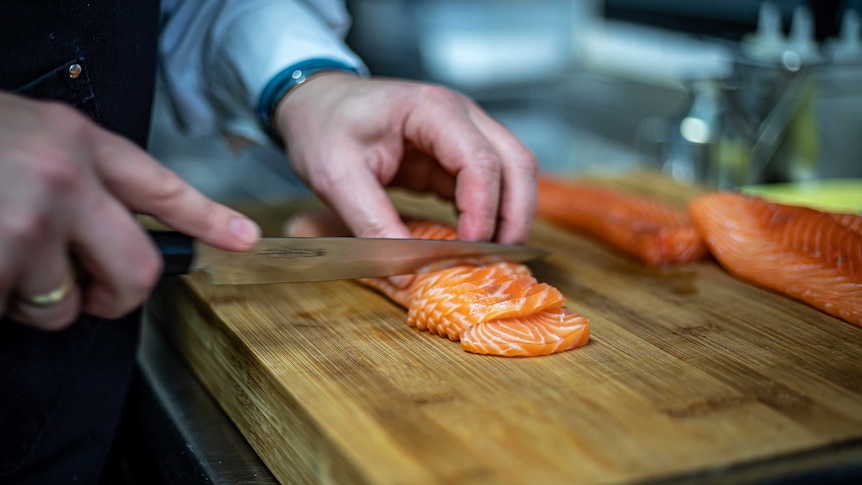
1 106 91 192
1 209 48 248
29 151 87 191
34 101 93 140
417 83 459 104
87 248 162 319
146 166 187 211
308 166 347 198
355 220 389 239
514 145 538 172
123 249 163 302
471 151 503 175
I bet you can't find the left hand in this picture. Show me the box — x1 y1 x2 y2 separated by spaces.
273 73 537 245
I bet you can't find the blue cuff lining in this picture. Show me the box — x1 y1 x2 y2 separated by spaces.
257 58 359 144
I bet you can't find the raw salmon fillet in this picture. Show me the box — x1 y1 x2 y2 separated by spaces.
286 213 589 356
688 191 862 327
536 175 709 266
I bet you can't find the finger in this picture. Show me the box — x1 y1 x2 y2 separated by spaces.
90 130 260 251
466 106 538 244
283 209 352 238
69 186 163 320
443 135 501 243
402 90 502 241
7 238 81 331
310 161 412 240
391 149 456 200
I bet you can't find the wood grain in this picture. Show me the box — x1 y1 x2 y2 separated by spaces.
147 174 862 484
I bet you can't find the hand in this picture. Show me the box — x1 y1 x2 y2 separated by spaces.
274 74 537 244
0 92 260 330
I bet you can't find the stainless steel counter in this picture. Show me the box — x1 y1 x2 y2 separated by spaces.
116 314 277 484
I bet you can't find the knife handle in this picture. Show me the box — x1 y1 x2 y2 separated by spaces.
148 230 194 275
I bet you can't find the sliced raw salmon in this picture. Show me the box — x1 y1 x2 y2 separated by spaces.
285 213 589 356
536 175 709 266
688 191 862 327
366 262 566 341
461 309 590 357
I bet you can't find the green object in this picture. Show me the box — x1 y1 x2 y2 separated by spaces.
740 179 862 213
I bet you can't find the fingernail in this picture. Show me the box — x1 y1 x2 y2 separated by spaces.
230 216 261 244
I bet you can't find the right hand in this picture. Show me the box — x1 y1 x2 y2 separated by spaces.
0 92 261 330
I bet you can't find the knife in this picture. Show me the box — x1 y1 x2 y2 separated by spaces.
150 230 548 285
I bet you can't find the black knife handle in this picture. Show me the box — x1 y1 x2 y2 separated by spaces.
148 230 194 275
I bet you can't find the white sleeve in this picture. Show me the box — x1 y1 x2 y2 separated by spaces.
158 0 367 144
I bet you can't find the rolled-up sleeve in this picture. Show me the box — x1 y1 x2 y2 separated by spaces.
159 0 367 144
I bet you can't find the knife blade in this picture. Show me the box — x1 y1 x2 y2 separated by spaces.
150 230 548 285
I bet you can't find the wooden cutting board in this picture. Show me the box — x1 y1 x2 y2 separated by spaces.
146 173 862 484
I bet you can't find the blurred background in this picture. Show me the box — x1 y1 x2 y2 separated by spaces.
149 0 862 204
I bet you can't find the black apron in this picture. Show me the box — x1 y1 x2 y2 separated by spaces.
0 2 161 483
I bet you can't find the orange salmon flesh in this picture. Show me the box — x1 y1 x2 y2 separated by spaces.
688 191 862 327
358 221 590 357
536 175 709 266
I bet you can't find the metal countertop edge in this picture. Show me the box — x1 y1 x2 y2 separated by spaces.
120 312 278 484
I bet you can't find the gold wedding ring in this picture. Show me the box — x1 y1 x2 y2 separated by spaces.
20 275 76 308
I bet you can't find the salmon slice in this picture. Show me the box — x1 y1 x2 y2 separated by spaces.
360 221 589 355
461 310 590 357
536 175 709 266
688 191 862 327
286 213 589 356
404 263 565 341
